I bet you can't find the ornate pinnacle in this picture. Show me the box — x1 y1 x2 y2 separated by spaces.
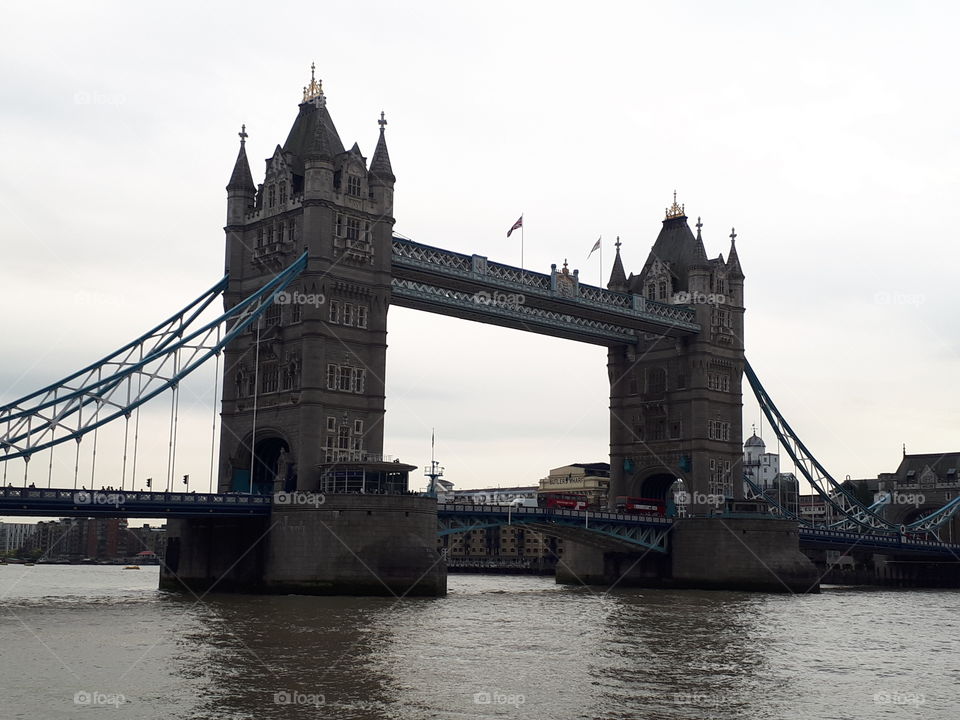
665 190 685 219
302 62 325 105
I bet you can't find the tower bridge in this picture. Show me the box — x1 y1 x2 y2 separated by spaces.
3 67 959 594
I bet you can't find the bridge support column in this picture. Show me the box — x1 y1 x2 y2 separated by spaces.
556 518 819 593
161 496 446 596
670 517 819 593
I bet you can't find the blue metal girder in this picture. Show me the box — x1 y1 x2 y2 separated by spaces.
0 252 307 462
437 505 671 553
0 487 272 519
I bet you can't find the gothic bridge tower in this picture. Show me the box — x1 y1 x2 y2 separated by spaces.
607 196 745 510
219 67 396 494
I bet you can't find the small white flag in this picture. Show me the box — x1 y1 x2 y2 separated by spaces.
587 236 601 259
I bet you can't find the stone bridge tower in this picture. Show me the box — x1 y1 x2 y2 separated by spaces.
219 67 396 494
607 197 745 511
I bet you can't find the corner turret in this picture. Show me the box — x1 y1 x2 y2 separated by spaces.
226 125 255 225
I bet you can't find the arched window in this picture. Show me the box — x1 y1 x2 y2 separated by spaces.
279 181 287 205
268 184 277 209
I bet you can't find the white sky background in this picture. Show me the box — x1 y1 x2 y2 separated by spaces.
2 0 959 502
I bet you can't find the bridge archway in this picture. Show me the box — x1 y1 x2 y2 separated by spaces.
230 431 292 495
629 472 680 503
252 437 292 495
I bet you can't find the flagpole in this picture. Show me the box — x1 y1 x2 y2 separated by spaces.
599 236 603 287
521 213 524 279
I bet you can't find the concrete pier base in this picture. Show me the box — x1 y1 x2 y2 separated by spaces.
161 495 446 596
556 517 819 594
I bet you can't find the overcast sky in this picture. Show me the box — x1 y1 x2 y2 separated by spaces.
2 1 959 503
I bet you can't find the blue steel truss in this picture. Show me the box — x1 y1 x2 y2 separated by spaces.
437 505 671 553
745 360 960 537
0 253 308 462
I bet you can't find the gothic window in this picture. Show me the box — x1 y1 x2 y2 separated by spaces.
335 214 343 237
354 420 363 435
715 276 726 295
658 281 667 300
279 181 287 205
261 364 279 394
347 217 360 241
268 225 275 244
326 364 367 394
329 300 341 324
338 425 350 450
268 184 276 209
708 420 730 441
651 419 666 441
291 301 301 324
356 306 368 329
338 367 353 392
279 223 285 243
364 222 371 243
343 303 355 326
288 219 296 243
281 366 292 391
264 303 281 327
246 375 256 396
670 420 682 439
347 175 362 198
326 417 336 432
647 367 667 395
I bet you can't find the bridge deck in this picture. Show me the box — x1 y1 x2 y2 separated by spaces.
0 488 271 519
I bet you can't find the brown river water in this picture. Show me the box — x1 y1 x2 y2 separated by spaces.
0 565 956 719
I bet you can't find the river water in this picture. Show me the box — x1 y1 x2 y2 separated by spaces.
0 565 956 719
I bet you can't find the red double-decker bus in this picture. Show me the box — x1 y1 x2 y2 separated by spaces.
615 496 665 517
541 493 589 511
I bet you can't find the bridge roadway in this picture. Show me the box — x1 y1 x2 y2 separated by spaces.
3 489 958 559
390 237 700 345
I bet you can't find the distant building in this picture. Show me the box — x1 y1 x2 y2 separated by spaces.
445 486 539 505
0 522 35 553
539 462 610 507
18 518 166 562
437 484 561 570
742 431 799 515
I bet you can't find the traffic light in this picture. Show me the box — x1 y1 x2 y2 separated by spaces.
146 478 152 488
183 474 189 486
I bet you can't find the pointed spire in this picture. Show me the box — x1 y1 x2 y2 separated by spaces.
689 215 709 269
726 227 744 279
349 141 363 156
226 124 255 192
370 111 395 184
608 236 627 290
